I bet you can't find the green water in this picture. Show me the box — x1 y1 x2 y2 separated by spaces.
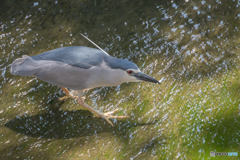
1 0 240 159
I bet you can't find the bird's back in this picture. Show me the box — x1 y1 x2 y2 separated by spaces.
31 46 109 69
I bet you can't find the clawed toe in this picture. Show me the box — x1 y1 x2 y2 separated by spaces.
59 87 78 101
93 108 130 121
58 95 78 101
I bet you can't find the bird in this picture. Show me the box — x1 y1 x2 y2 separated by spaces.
10 34 160 126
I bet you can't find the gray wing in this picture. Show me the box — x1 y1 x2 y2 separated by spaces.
31 46 109 69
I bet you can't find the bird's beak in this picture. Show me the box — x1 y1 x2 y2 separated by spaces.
134 72 160 84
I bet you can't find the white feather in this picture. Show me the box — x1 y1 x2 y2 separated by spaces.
80 33 109 55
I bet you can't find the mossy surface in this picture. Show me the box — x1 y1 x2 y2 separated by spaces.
0 0 240 159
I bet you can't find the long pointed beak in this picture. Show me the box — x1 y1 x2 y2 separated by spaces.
134 72 160 84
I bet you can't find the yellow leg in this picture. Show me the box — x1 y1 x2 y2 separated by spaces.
59 87 78 101
76 90 129 126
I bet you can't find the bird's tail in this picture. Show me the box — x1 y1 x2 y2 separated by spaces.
11 55 36 76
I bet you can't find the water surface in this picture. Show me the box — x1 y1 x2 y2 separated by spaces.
1 0 240 159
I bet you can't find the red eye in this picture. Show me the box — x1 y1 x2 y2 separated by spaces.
127 70 133 74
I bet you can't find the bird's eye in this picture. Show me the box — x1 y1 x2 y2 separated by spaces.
127 70 133 74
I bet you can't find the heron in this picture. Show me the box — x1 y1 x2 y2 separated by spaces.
10 34 159 126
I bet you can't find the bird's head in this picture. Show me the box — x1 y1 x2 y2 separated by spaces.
124 68 160 84
106 57 160 84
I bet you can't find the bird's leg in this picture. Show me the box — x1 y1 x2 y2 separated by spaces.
59 87 78 100
77 90 113 126
59 87 90 101
76 90 129 126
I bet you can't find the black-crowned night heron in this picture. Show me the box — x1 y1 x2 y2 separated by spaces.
11 35 159 126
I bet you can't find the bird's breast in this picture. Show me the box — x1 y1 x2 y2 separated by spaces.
85 66 126 88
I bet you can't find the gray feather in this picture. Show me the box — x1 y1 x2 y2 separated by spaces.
10 46 140 90
105 56 138 70
31 46 139 70
11 55 36 76
31 46 106 69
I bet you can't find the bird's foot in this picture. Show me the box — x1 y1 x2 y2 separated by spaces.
93 109 130 120
59 87 87 101
59 87 78 101
77 98 129 126
59 95 78 101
